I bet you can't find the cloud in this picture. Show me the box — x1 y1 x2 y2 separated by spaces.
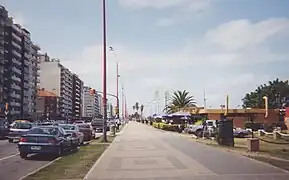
205 18 289 51
119 0 213 27
60 17 289 115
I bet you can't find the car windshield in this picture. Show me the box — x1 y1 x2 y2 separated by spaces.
60 125 75 130
77 124 90 129
12 122 32 129
27 127 58 135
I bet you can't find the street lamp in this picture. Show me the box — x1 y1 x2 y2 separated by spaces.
109 46 120 120
102 0 108 142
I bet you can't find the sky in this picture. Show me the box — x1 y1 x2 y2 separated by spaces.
2 0 289 116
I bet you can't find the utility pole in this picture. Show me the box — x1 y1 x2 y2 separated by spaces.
122 85 125 119
102 0 108 142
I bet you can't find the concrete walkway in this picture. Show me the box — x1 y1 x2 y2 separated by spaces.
84 122 289 180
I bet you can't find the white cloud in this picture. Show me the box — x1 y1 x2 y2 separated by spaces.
205 18 289 51
60 17 289 115
119 0 213 27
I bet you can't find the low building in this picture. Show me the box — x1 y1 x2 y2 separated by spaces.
188 108 279 128
35 89 59 120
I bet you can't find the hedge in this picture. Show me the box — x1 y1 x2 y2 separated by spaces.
152 122 180 132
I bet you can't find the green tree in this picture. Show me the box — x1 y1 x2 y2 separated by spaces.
242 78 289 109
164 90 196 114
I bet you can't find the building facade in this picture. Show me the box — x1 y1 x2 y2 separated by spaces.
0 6 39 121
39 54 73 118
82 86 102 117
35 89 59 120
72 74 83 118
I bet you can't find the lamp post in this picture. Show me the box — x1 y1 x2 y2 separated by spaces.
102 0 108 142
109 46 120 120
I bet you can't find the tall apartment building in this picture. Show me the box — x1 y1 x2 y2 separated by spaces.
72 74 83 118
0 6 39 120
21 29 40 118
82 86 102 117
39 54 73 118
0 6 8 117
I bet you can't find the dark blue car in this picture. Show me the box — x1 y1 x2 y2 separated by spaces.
18 126 72 159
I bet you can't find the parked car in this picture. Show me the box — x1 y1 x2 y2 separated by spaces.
76 124 95 141
73 120 85 124
59 124 84 147
0 118 9 139
233 127 250 138
18 126 72 159
8 121 34 143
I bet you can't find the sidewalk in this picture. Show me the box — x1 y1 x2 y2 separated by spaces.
84 122 213 180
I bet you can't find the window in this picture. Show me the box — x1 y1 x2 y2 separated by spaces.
12 122 33 129
28 127 58 135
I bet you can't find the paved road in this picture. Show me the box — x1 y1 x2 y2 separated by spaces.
0 140 57 180
85 122 289 180
0 132 103 180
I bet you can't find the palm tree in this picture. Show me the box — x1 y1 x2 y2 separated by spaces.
164 90 196 114
132 105 136 112
140 104 144 119
135 102 139 113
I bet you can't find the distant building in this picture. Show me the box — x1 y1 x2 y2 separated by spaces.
72 74 83 118
38 54 73 118
35 89 59 120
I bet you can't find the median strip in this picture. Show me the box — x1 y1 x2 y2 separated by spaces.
21 135 116 180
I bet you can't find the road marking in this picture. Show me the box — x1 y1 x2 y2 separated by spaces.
18 157 61 180
0 153 20 162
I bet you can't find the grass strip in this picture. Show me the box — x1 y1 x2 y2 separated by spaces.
24 136 115 180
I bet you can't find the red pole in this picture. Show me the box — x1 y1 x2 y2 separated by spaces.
102 0 107 142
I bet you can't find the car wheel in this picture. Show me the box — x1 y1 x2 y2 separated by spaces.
196 129 203 137
8 139 13 143
20 152 27 159
238 133 245 138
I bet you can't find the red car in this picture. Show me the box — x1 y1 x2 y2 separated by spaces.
76 124 95 141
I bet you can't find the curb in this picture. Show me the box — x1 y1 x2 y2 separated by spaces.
18 157 61 180
83 136 116 180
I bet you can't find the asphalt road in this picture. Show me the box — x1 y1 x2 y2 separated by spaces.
0 133 103 180
0 140 57 180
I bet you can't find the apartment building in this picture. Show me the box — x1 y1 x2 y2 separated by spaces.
0 6 40 120
72 74 83 117
21 29 40 118
0 6 8 117
39 54 73 118
82 86 101 117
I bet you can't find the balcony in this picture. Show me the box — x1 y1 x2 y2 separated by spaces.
11 32 22 42
24 75 29 82
23 59 30 66
9 92 21 99
11 41 21 50
12 58 21 66
23 67 29 74
11 83 21 91
10 101 21 107
12 50 21 58
11 66 21 75
11 75 21 82
24 52 31 59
